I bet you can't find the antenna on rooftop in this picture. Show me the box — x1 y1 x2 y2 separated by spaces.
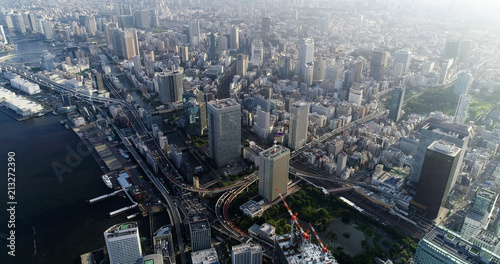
273 137 278 153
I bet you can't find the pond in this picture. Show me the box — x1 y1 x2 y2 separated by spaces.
319 217 367 256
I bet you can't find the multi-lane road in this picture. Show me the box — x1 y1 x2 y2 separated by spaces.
3 62 392 258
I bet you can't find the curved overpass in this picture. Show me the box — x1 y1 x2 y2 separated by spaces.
0 63 256 194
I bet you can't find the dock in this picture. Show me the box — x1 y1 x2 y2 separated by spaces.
87 189 123 204
110 203 138 217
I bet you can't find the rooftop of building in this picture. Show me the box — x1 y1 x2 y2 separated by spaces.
428 140 461 156
191 248 219 264
423 121 471 139
189 218 210 231
422 226 500 264
104 222 139 239
207 98 239 109
232 243 262 254
472 229 500 246
261 144 290 158
476 188 498 200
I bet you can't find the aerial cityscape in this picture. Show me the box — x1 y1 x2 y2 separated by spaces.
1 0 500 263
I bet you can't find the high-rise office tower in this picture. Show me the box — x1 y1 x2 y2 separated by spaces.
443 39 461 60
111 27 124 58
156 71 183 103
288 102 309 150
453 72 473 96
438 62 449 84
179 45 189 63
232 243 263 264
236 54 248 76
0 25 6 44
421 61 435 76
312 59 326 82
144 56 155 78
336 153 347 177
454 94 472 124
251 40 264 66
104 222 142 264
189 21 200 46
348 88 363 106
208 32 218 60
413 226 500 264
189 217 211 252
370 51 389 81
343 70 354 94
388 87 406 122
104 22 117 47
304 62 314 86
11 14 26 34
42 20 54 40
278 54 293 79
183 88 206 136
393 50 411 74
253 107 271 139
91 70 105 91
3 15 14 29
134 10 150 28
40 50 55 71
150 10 159 27
353 58 366 83
457 40 473 61
27 13 38 33
460 188 498 240
121 28 139 60
297 38 314 77
87 16 97 35
118 15 134 28
207 99 241 167
218 35 228 53
230 26 239 50
410 141 462 220
259 144 290 202
262 17 270 47
410 122 470 184
133 55 141 75
79 15 97 35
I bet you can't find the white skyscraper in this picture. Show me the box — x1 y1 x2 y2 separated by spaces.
454 94 472 124
288 102 309 150
0 25 7 44
393 50 411 73
253 107 271 139
104 222 142 264
297 38 314 77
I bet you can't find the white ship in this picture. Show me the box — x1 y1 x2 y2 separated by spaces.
102 174 113 189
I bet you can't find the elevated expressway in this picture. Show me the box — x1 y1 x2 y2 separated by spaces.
2 62 388 252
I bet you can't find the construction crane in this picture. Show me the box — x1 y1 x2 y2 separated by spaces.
309 222 329 253
276 188 310 242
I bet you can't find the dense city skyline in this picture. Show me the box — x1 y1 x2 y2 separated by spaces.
1 0 500 264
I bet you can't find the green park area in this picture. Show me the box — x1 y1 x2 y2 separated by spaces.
228 183 418 263
403 86 458 116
